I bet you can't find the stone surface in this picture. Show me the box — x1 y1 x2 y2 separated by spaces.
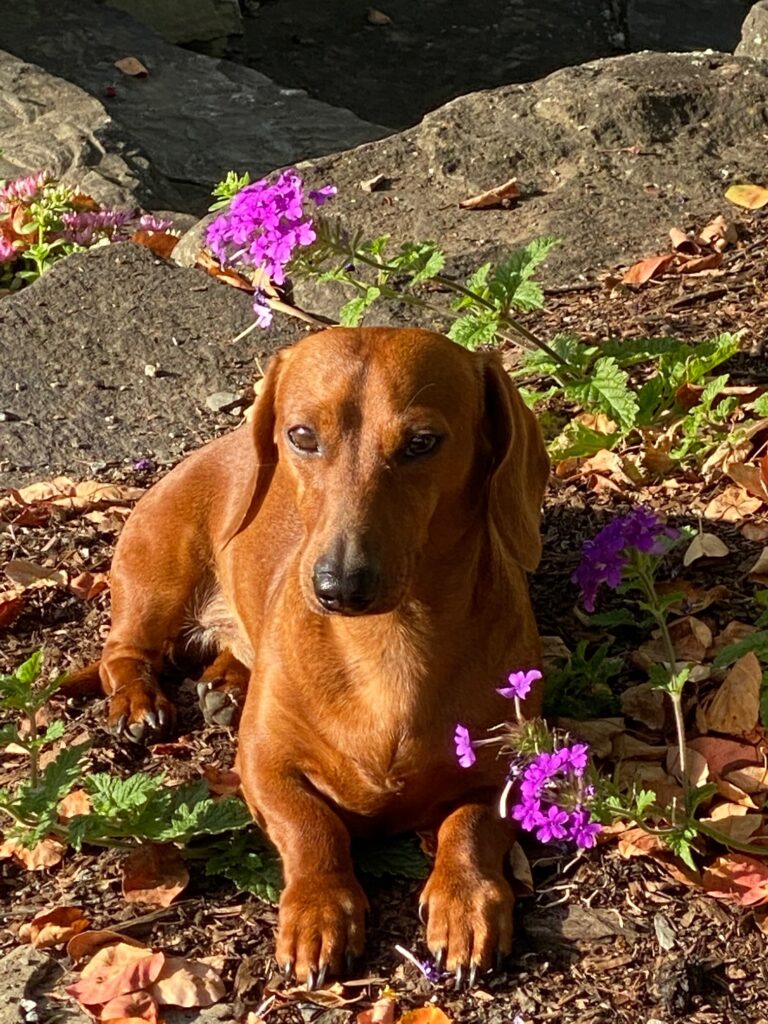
0 244 302 487
0 944 88 1024
294 51 768 297
735 0 768 57
0 50 176 210
2 0 389 213
106 0 242 45
236 0 754 129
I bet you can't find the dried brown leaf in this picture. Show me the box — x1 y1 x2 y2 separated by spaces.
703 652 762 737
29 905 89 949
682 533 729 566
148 956 225 1008
622 253 675 286
121 844 189 907
459 177 519 210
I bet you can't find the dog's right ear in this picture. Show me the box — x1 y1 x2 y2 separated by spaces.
220 348 287 545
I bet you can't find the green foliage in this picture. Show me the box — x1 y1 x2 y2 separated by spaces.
0 650 252 858
566 356 639 430
712 630 768 668
543 640 622 718
209 170 251 211
204 832 284 903
447 311 500 350
354 833 429 880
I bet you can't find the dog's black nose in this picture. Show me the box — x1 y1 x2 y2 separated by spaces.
312 555 380 614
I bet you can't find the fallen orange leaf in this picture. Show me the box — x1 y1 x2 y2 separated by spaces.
121 844 189 907
148 956 225 1008
0 836 66 870
100 990 160 1023
67 929 146 965
622 253 675 286
67 946 165 1006
397 1008 453 1024
702 855 768 905
29 905 90 949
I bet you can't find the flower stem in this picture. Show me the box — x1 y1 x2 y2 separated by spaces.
636 561 689 810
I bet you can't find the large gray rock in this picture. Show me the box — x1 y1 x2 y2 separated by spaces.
735 0 768 57
1 0 389 213
295 51 768 291
0 244 302 487
0 50 175 210
106 0 242 45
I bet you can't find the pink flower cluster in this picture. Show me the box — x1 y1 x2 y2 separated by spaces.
205 169 335 327
0 170 50 205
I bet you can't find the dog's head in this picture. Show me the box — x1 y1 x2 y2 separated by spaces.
235 327 549 615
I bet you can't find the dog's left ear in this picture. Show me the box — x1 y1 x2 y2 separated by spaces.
482 354 550 572
221 348 287 545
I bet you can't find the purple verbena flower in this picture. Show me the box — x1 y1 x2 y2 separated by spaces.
571 506 678 611
567 807 602 849
454 724 476 768
535 804 570 843
136 213 173 233
252 290 273 328
205 169 333 302
504 742 601 850
497 667 542 701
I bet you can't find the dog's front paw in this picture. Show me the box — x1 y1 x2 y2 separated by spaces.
196 677 244 727
107 684 176 744
277 872 368 988
419 867 513 986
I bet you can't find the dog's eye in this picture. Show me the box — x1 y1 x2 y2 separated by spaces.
404 433 440 458
287 426 320 454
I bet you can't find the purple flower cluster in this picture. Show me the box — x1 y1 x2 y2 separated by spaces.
61 209 133 245
205 169 335 328
571 506 678 612
509 744 601 848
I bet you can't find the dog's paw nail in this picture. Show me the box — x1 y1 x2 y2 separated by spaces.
306 969 317 991
112 714 127 736
281 959 294 982
126 722 146 743
454 963 466 989
196 680 213 699
157 708 169 728
316 963 328 989
418 900 428 925
144 710 158 731
468 962 479 988
434 948 445 972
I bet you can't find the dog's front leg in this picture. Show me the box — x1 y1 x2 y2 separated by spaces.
419 802 516 985
237 750 368 988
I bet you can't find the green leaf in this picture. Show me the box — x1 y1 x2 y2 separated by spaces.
549 421 621 460
566 356 639 430
488 236 558 312
752 393 768 418
451 263 492 312
209 170 251 210
517 334 597 379
584 609 643 628
517 385 559 409
339 286 381 327
633 790 657 819
665 826 699 871
713 630 768 668
448 311 500 350
40 720 65 745
16 651 43 687
354 834 429 880
391 241 445 285
205 833 283 903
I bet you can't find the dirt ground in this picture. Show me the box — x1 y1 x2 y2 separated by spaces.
3 218 768 1022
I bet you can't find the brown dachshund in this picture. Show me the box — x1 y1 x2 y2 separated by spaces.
91 326 549 986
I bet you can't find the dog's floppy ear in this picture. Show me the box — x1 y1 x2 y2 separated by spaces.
482 354 549 572
221 348 287 545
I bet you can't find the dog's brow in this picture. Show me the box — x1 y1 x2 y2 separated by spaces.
403 382 437 414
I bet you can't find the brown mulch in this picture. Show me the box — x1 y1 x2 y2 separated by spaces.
3 221 768 1024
